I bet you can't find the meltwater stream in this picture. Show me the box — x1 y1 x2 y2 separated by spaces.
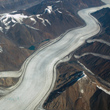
0 0 110 110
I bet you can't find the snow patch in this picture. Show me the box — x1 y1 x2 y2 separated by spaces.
0 13 28 32
36 14 46 26
83 71 87 79
55 8 62 14
74 55 80 59
25 24 39 31
5 26 10 30
45 19 51 25
0 27 3 32
45 6 53 14
56 0 62 3
0 46 3 53
78 97 82 99
0 13 39 32
12 24 16 27
1 13 28 24
4 21 11 27
57 91 62 94
80 89 84 93
19 47 25 49
77 61 94 75
12 18 17 23
92 82 96 85
58 10 62 13
30 17 37 24
97 85 110 95
11 11 17 13
56 9 62 13
78 71 87 82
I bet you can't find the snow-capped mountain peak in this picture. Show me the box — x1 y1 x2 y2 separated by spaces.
0 13 29 33
0 13 28 24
